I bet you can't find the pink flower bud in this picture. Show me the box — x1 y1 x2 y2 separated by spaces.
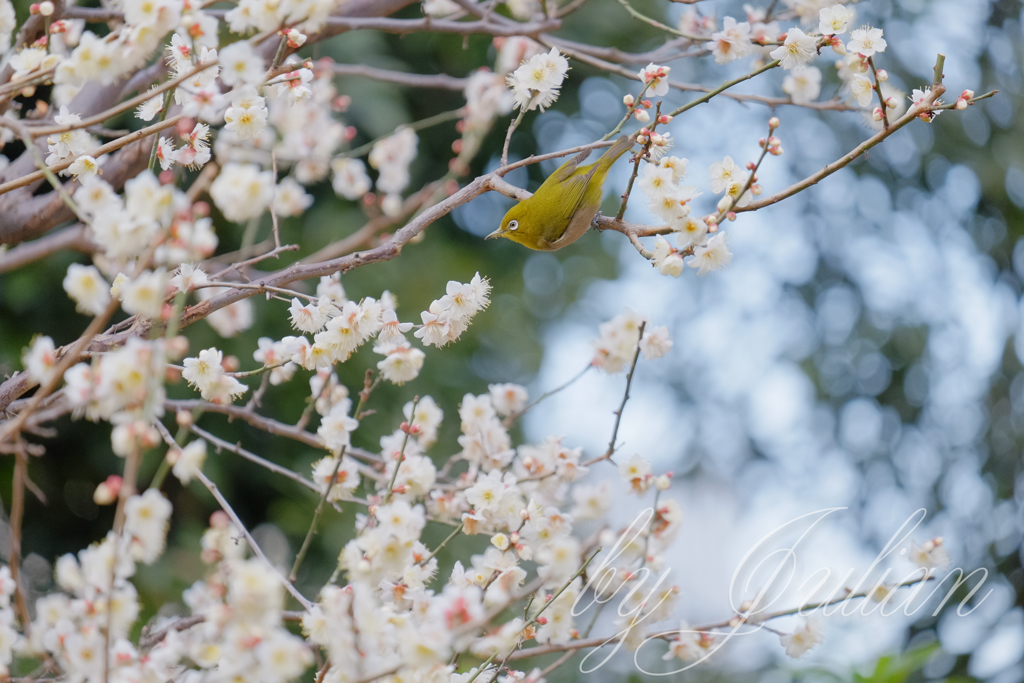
94 475 123 505
634 110 650 123
961 89 975 100
885 97 898 109
286 29 307 48
751 184 762 196
745 161 756 170
623 94 635 106
635 135 648 145
767 136 781 148
768 116 780 130
28 3 39 14
871 107 884 121
657 114 672 124
641 99 652 109
956 98 967 110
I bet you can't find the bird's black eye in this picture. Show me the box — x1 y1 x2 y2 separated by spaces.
508 220 519 231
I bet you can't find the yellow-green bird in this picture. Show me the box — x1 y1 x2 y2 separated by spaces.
486 135 635 251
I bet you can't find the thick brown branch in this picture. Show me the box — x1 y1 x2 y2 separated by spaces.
330 63 467 90
0 224 94 274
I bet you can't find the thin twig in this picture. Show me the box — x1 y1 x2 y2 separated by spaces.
8 445 31 634
418 522 464 566
289 447 346 582
270 151 281 249
335 108 465 161
187 423 321 494
329 62 467 90
503 364 590 428
195 469 315 610
867 56 889 129
508 575 936 662
588 321 645 465
501 109 527 168
383 397 418 505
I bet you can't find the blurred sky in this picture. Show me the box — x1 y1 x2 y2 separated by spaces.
455 0 1024 679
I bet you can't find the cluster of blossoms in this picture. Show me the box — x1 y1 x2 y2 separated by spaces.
681 2 923 126
621 138 732 278
590 308 673 373
20 488 173 681
16 270 960 683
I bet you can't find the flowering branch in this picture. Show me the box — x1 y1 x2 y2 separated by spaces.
736 72 949 214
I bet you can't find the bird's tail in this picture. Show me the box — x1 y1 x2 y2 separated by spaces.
597 135 634 169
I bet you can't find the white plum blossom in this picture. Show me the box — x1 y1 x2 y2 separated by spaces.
120 269 169 320
770 27 817 69
819 4 853 35
369 127 418 196
847 26 886 57
46 107 94 165
63 264 110 315
689 232 733 275
218 40 264 86
331 157 372 200
23 335 59 384
488 383 528 417
780 617 824 657
639 325 673 360
782 66 822 104
171 440 207 484
209 162 275 222
223 86 269 140
273 177 314 217
638 63 670 96
850 73 875 107
709 17 753 64
376 344 426 384
591 308 646 373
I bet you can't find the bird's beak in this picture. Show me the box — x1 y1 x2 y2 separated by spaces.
485 228 503 240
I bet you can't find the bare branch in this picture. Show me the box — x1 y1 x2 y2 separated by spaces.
0 224 94 274
329 62 468 90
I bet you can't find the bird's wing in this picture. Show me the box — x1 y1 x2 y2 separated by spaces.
550 147 594 183
536 165 598 247
556 165 598 221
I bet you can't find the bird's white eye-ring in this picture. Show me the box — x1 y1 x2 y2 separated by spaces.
508 219 519 231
